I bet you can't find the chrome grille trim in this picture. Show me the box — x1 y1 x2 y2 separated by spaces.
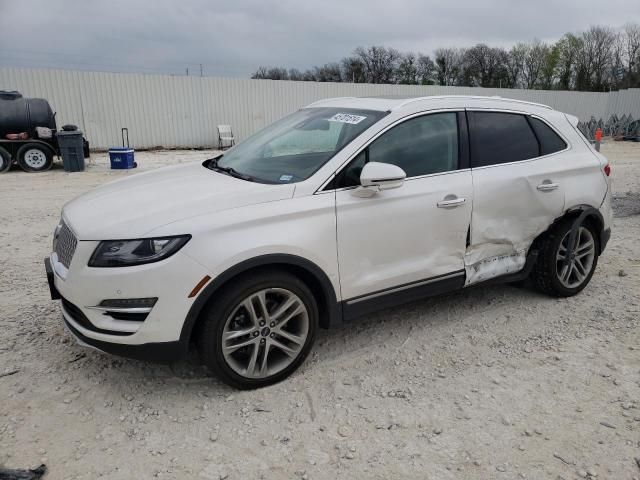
54 221 77 269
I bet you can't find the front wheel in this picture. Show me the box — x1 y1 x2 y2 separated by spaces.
198 271 318 389
532 217 599 297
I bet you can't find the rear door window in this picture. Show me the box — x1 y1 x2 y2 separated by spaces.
468 112 539 167
528 117 567 155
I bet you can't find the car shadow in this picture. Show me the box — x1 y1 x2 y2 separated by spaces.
81 280 547 394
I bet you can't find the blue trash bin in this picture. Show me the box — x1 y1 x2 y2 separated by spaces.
109 128 136 169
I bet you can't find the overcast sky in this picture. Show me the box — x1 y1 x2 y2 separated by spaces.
1 0 639 77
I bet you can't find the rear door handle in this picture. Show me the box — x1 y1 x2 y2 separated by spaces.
537 182 559 192
437 197 466 208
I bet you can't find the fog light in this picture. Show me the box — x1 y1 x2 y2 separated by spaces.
99 298 158 309
86 298 158 322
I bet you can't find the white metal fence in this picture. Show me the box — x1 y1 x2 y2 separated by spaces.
1 67 639 150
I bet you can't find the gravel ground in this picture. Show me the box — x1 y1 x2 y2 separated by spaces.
1 143 639 480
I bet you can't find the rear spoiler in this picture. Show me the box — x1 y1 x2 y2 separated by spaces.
564 112 593 149
564 113 579 126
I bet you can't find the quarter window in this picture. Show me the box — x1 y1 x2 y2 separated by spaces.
334 112 459 188
529 117 567 155
469 112 539 167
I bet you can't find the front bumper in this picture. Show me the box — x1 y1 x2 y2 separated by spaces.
62 315 183 363
46 238 211 361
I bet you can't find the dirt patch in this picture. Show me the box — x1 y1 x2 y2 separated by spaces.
612 191 640 217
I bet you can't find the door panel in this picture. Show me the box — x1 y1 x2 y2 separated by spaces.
336 170 472 300
465 110 566 285
467 159 565 284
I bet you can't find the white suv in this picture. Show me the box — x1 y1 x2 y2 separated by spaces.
46 96 612 389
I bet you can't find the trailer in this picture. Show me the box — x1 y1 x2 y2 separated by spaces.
0 91 89 173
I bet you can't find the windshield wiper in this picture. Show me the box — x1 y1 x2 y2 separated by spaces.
207 157 254 182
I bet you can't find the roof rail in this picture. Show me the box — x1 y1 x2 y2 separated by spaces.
393 95 553 111
306 97 356 108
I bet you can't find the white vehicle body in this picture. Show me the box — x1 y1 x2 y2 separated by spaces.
47 95 612 386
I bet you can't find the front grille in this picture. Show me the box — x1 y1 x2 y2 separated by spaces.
54 221 77 268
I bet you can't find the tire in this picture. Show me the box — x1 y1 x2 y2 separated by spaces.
0 146 11 173
531 217 599 297
17 143 53 172
198 270 318 389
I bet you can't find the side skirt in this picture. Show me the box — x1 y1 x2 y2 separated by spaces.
341 271 465 322
467 250 539 288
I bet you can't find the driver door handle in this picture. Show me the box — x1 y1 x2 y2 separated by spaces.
537 182 559 192
437 196 466 208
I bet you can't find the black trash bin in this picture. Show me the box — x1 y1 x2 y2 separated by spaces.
56 129 85 172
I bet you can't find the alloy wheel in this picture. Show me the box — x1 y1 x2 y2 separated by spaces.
221 288 309 379
556 226 596 289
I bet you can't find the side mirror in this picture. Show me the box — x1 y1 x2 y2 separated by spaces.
355 162 406 196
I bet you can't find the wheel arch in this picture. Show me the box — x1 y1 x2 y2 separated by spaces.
180 254 341 352
532 205 606 255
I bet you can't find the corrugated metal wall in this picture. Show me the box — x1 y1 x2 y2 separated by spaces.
1 67 639 150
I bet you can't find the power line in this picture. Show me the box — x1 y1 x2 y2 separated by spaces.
0 57 250 77
0 48 253 76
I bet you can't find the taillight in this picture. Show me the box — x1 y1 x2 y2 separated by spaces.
604 163 611 176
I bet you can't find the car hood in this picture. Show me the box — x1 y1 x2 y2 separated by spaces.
63 162 295 239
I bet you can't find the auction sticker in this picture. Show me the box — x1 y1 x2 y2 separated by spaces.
328 113 367 124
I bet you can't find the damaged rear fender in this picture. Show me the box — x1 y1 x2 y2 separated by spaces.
464 205 605 286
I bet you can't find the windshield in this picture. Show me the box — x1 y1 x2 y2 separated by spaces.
215 107 387 183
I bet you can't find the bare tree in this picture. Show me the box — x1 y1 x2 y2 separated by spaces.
417 54 436 85
265 67 289 80
523 41 549 89
462 44 507 87
341 56 366 83
251 66 269 79
434 47 463 86
581 26 617 91
302 69 317 81
396 53 419 84
555 34 582 90
623 23 640 87
609 33 626 89
505 43 527 88
313 63 343 82
539 43 559 90
250 23 640 91
354 46 401 84
288 68 304 81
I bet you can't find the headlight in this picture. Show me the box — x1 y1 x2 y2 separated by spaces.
88 235 191 267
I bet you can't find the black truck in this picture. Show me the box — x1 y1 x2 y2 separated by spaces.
0 90 89 173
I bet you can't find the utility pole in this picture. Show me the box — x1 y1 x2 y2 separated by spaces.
200 64 203 77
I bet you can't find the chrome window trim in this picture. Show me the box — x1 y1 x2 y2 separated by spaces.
465 108 572 171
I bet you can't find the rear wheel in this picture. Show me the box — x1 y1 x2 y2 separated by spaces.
0 146 11 173
198 271 318 389
17 143 53 172
532 217 599 297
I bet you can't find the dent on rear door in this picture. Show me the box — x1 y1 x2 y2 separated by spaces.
464 160 565 285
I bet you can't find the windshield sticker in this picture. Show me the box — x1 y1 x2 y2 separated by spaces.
328 113 367 125
279 174 293 182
